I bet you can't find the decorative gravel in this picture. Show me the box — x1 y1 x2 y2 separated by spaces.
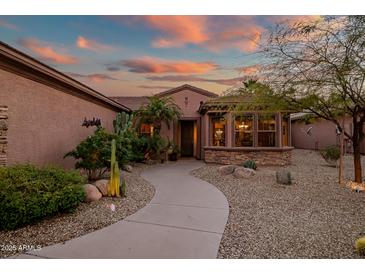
191 149 365 258
0 164 155 258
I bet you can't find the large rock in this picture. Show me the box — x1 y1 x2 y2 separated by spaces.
122 164 133 173
83 184 102 202
276 170 292 185
233 167 256 178
218 165 237 176
93 179 109 196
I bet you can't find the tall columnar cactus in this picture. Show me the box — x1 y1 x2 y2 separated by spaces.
108 139 120 197
113 112 133 136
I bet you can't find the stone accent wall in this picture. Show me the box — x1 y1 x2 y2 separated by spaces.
0 106 8 166
204 147 292 166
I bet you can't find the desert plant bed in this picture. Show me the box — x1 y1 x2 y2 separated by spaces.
191 149 365 258
0 164 154 258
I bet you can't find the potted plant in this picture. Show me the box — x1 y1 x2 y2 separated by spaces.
168 143 180 161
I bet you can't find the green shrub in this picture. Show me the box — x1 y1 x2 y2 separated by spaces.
322 145 340 161
242 160 257 170
145 133 168 160
64 127 112 180
130 136 148 162
0 165 85 230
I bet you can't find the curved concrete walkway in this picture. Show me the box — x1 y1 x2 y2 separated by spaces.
21 160 229 259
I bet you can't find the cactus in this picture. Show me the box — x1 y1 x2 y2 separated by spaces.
108 139 120 197
113 112 133 136
242 160 257 170
356 237 365 256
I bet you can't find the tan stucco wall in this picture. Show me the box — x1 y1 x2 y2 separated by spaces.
291 117 365 153
291 119 339 150
0 68 118 168
159 89 214 157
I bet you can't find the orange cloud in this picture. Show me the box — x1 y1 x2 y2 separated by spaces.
122 56 218 74
143 16 209 48
139 16 264 53
205 25 263 53
76 36 113 51
19 38 78 64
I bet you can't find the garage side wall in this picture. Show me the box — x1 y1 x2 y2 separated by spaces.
0 68 118 169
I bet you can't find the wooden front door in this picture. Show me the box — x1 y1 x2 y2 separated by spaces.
181 121 194 157
282 120 289 146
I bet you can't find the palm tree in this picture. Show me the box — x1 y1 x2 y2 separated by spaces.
135 96 182 135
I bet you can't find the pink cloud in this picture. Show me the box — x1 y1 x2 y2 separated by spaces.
146 74 247 86
236 64 260 75
67 72 117 83
76 36 113 51
138 85 174 90
122 56 218 74
0 19 19 30
19 38 78 64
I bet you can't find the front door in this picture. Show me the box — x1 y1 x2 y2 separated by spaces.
180 121 194 157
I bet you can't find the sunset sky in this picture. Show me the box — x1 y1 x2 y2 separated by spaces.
0 16 319 96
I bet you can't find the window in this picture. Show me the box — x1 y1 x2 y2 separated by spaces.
211 116 226 146
234 114 254 147
258 114 276 147
140 123 153 137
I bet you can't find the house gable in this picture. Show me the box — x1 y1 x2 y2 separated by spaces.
156 84 218 99
157 85 218 118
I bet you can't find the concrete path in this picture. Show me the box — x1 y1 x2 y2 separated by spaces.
21 160 229 259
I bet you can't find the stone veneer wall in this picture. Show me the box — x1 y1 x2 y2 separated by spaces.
0 106 8 166
204 147 292 166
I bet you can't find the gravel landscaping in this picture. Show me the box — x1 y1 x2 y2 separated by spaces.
191 149 365 258
0 164 154 258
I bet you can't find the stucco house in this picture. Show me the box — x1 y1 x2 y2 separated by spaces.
1 40 294 169
0 41 130 168
113 85 294 166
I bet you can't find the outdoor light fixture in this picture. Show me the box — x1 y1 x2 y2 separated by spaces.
238 122 249 129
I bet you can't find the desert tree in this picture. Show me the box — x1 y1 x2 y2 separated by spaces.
255 16 365 183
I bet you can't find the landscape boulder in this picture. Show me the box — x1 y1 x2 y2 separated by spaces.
233 167 256 178
276 170 292 185
218 165 237 176
93 179 109 196
83 184 102 202
122 164 133 173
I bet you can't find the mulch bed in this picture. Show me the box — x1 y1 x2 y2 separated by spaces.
191 149 365 258
0 164 155 258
